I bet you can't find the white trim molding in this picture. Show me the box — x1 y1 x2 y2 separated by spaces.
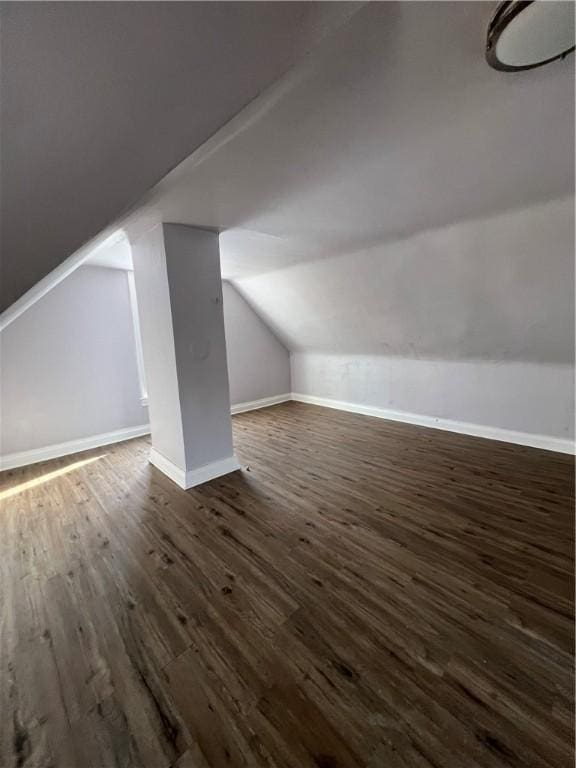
127 269 149 405
230 393 291 415
0 424 151 472
290 393 575 455
0 229 127 332
0 395 285 474
3 390 569 477
149 448 241 489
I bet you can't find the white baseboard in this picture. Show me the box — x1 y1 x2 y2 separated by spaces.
149 448 241 489
231 393 291 415
0 394 286 474
3 390 571 475
290 393 575 455
0 424 151 472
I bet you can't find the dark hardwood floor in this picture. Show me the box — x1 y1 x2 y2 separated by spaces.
1 402 574 768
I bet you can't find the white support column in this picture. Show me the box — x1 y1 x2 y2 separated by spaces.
131 223 240 489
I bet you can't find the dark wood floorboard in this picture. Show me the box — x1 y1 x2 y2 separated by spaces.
0 401 573 768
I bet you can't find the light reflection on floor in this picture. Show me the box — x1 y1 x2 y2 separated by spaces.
0 454 107 502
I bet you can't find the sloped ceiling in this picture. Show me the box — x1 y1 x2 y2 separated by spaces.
122 1 574 279
0 0 359 311
115 1 573 366
2 1 574 367
233 198 574 364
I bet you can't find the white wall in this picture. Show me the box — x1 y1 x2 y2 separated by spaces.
235 199 575 443
0 265 291 465
291 355 574 441
222 281 290 404
1 195 571 460
0 266 148 457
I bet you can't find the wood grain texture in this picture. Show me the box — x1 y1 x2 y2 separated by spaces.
0 401 573 767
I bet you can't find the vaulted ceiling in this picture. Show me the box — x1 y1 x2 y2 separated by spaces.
0 1 359 311
123 1 574 366
121 1 574 280
2 1 574 367
233 197 574 363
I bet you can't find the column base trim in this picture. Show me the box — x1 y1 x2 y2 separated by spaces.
149 448 241 489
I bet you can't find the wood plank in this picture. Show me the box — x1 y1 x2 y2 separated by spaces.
0 402 573 767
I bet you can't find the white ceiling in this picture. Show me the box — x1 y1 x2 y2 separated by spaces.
0 1 359 311
113 1 574 281
4 1 573 367
233 197 574 363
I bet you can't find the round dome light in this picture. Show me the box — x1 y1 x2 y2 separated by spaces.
486 1 575 71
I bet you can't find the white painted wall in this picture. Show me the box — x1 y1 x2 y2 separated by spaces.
1 195 571 461
291 355 574 441
235 199 575 443
0 261 291 467
0 266 148 456
222 281 290 404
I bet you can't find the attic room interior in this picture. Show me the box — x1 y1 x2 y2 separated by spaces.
0 1 574 766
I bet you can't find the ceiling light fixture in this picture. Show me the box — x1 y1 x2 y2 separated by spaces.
486 1 575 71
